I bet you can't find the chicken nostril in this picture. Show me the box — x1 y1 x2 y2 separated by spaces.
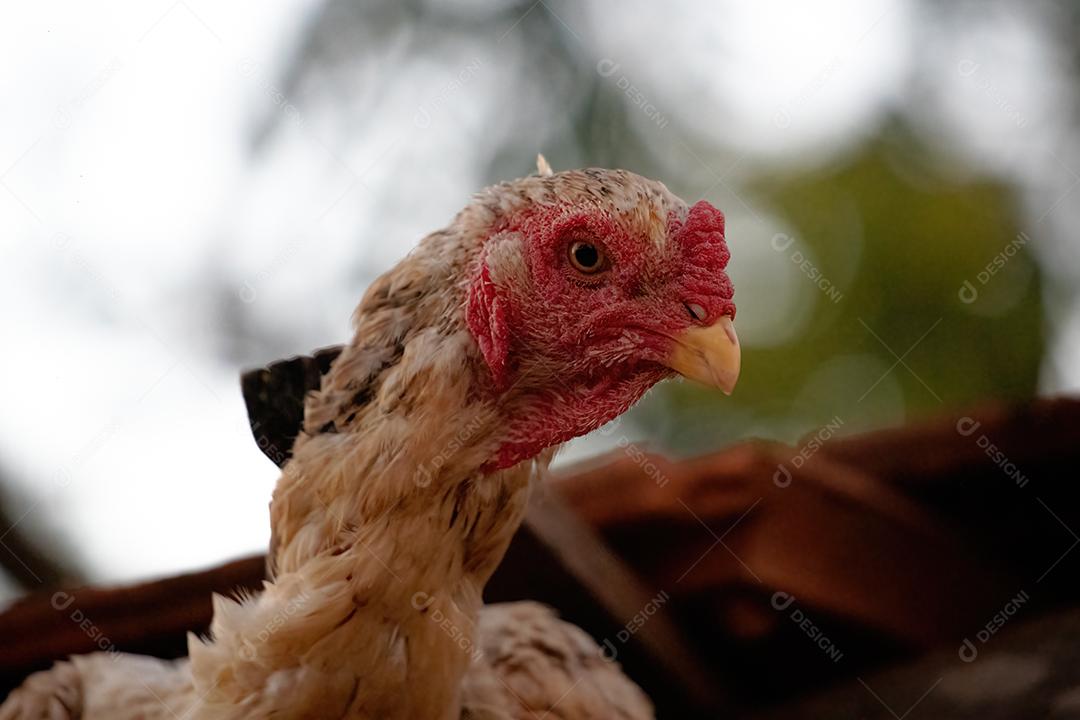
684 302 708 323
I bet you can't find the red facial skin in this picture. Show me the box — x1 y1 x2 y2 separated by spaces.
468 200 734 470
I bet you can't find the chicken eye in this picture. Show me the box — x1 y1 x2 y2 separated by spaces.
568 241 605 274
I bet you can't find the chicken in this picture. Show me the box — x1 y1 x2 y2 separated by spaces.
0 160 738 719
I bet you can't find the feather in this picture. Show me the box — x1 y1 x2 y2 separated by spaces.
536 153 553 176
0 167 724 719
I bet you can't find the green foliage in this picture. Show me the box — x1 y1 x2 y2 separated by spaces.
639 123 1044 453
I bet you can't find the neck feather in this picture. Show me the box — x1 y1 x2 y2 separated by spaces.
255 321 543 719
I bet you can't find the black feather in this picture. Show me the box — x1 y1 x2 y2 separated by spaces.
240 345 344 468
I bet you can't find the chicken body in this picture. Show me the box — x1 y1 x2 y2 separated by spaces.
4 603 650 719
0 166 736 719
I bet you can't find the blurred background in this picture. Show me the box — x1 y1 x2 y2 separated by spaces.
0 0 1077 601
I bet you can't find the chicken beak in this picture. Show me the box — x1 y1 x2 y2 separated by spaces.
664 316 741 395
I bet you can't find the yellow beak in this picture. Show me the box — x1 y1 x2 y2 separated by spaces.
664 316 741 395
